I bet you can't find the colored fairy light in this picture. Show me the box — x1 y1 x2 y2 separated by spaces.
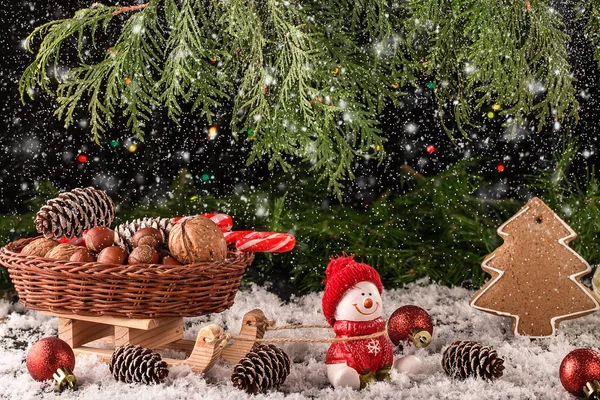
426 144 436 154
77 154 88 163
128 144 137 153
497 162 505 172
110 140 119 147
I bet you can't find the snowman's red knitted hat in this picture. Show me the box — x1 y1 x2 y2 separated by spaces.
321 255 383 325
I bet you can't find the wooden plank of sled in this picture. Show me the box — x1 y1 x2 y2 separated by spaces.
41 311 172 330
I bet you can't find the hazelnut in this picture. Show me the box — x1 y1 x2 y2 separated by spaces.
69 248 96 262
85 227 115 253
97 246 128 264
133 227 163 250
128 245 159 264
161 256 182 266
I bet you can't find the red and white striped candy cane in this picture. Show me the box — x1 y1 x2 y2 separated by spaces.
224 230 255 244
173 213 233 232
235 231 296 253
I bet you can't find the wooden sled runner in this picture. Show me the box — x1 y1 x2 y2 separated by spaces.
42 309 269 373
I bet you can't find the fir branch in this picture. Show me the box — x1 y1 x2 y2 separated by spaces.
579 0 600 69
19 3 118 100
112 3 149 15
60 1 164 141
402 0 578 135
18 0 590 194
160 0 229 123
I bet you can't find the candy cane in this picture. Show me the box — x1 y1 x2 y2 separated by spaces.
173 213 233 232
235 231 296 253
58 233 87 246
224 230 256 244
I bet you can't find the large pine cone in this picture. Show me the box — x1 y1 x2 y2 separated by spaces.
114 217 174 251
231 344 291 394
442 340 505 380
35 187 115 239
109 344 168 385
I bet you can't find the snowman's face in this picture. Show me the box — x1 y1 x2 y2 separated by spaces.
334 281 383 322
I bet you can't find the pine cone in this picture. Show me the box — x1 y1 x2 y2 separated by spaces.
114 217 174 251
35 187 115 239
442 340 505 380
231 344 291 394
109 344 168 385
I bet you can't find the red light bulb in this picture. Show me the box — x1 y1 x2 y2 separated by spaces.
496 162 505 172
426 145 435 154
77 154 88 163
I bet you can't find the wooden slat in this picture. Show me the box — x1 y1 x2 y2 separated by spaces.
42 311 169 330
58 317 114 348
115 318 183 349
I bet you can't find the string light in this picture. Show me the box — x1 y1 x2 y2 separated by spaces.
128 144 137 153
496 162 505 172
208 125 218 140
77 154 88 163
110 140 119 148
426 144 436 154
201 174 210 181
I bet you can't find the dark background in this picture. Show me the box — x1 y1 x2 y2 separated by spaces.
1 1 599 212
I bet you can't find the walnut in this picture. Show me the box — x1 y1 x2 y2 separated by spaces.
20 238 59 257
168 216 227 264
45 244 82 261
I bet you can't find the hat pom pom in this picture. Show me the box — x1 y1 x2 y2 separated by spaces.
325 255 356 282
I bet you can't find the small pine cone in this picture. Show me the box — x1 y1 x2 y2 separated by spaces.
109 344 168 385
35 187 115 239
442 340 505 380
114 217 174 251
231 344 291 394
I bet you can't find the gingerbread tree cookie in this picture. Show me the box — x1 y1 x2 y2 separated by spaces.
470 197 599 337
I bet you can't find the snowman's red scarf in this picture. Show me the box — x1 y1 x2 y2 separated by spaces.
327 316 394 378
332 317 386 337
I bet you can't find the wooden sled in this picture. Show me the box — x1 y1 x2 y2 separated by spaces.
42 309 269 373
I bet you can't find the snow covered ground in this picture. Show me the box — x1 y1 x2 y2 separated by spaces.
0 281 592 399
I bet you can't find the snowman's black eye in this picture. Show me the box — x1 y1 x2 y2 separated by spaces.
361 293 365 296
369 293 372 296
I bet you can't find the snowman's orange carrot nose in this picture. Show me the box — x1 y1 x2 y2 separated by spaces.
363 298 374 309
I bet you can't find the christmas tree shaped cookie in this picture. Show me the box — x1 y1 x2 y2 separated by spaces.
470 197 599 337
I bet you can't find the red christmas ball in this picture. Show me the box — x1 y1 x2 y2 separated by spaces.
560 349 600 397
26 337 75 381
388 305 433 347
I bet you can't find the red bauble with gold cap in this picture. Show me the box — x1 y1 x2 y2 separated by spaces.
387 305 433 348
560 348 600 398
26 337 75 382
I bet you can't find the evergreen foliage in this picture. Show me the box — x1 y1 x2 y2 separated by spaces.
2 145 600 293
19 0 593 192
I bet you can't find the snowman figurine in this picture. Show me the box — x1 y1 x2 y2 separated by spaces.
322 255 420 390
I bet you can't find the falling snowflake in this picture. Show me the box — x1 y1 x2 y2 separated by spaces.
366 339 380 356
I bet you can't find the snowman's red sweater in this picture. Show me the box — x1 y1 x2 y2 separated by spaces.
326 317 393 374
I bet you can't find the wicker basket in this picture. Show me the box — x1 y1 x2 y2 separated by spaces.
0 237 254 319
